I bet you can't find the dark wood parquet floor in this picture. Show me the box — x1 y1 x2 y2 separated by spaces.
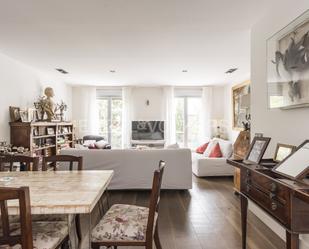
108 176 285 249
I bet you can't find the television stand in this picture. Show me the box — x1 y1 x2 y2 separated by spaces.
131 140 165 148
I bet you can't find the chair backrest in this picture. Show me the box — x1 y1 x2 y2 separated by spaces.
146 160 165 241
0 186 33 249
42 155 83 171
0 155 39 172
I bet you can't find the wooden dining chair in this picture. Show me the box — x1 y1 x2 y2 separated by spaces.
91 160 165 249
0 155 39 172
0 186 69 249
42 155 83 171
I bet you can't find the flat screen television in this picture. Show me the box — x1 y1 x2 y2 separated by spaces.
132 121 164 140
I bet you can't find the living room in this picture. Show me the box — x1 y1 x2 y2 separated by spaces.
1 1 309 249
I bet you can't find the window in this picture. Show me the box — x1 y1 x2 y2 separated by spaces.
97 90 122 148
175 96 202 149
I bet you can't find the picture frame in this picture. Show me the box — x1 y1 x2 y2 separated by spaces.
273 140 309 180
62 127 69 134
9 106 21 122
19 109 29 123
243 137 271 164
33 128 39 136
232 80 250 130
267 10 309 109
273 143 296 163
46 128 55 135
27 108 36 122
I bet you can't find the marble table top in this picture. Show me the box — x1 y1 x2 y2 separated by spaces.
0 170 114 215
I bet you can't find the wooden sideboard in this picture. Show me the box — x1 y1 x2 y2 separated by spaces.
227 158 309 249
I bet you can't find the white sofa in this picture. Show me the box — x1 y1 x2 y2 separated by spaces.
192 138 234 177
61 148 192 190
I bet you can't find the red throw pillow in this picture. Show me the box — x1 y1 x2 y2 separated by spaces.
196 142 209 154
209 143 223 158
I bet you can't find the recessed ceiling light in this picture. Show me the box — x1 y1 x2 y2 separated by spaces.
110 70 116 73
182 70 188 73
225 68 238 74
55 68 68 74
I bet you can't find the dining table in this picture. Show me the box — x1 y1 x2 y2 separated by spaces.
0 170 114 249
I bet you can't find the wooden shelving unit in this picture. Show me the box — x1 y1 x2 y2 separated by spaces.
10 122 74 159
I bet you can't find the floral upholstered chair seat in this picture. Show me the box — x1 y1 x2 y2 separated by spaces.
9 214 68 223
91 204 158 242
0 221 68 249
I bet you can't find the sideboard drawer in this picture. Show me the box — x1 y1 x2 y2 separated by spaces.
244 183 288 225
250 171 290 203
240 169 290 225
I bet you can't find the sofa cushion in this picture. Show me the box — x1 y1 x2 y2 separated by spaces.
83 140 96 147
94 140 109 149
209 143 222 158
203 138 232 158
192 155 234 177
166 143 179 149
196 142 209 154
203 139 218 157
215 138 233 158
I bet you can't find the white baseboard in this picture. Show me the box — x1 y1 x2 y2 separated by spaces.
249 201 309 249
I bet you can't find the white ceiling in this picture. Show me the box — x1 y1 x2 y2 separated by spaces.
0 0 277 86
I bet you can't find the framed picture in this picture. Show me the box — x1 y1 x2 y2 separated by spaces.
33 128 39 136
9 106 21 122
232 80 250 130
46 128 55 135
27 108 36 122
273 143 296 162
19 109 29 122
267 10 309 109
62 127 69 134
243 137 271 164
273 140 309 180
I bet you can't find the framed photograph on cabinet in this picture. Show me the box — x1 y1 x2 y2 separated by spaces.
9 106 21 122
243 137 271 164
273 140 309 180
273 143 296 162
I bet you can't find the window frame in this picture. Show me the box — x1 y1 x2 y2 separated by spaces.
175 96 201 148
97 96 122 148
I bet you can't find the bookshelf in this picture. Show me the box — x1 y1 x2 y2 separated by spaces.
10 122 74 161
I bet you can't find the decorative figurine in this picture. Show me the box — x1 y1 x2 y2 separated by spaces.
43 87 56 121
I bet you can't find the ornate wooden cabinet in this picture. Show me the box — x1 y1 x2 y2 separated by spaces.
227 159 309 249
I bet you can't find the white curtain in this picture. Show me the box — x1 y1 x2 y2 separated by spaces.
122 87 133 148
201 86 213 141
72 86 99 139
163 86 176 145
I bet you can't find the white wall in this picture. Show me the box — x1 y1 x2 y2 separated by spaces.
0 52 72 142
251 2 309 247
131 87 165 121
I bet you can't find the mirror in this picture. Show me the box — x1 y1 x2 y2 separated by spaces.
273 141 309 180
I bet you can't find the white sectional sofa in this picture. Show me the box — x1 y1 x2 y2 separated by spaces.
192 138 234 177
61 148 192 190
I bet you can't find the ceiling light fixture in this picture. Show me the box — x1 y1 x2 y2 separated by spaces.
225 68 238 74
55 68 68 74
